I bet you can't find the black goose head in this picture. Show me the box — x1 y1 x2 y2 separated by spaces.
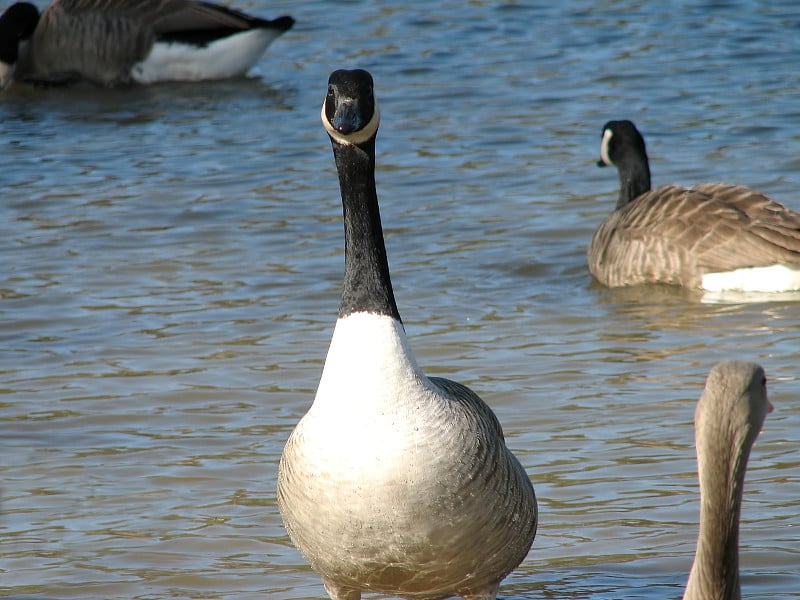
0 2 39 88
321 69 380 147
597 119 652 207
322 68 400 322
597 119 648 168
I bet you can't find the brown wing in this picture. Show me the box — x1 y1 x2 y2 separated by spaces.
692 183 800 261
589 184 800 287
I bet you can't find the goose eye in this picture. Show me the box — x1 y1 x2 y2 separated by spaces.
325 88 336 120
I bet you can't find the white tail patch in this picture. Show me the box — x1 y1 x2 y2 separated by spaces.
131 29 281 83
702 263 800 293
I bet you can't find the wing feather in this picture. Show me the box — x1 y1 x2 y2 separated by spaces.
25 0 281 84
589 184 800 287
428 376 506 442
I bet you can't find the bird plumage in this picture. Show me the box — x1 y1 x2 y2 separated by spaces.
277 69 537 600
590 120 800 290
0 0 294 87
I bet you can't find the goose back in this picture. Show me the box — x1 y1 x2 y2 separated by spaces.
589 183 800 288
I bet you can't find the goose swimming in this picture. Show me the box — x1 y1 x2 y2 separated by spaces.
590 120 800 291
0 0 294 88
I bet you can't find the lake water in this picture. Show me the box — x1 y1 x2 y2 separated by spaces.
1 1 799 598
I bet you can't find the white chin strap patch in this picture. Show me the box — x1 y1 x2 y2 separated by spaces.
321 101 380 146
0 61 16 90
600 127 613 166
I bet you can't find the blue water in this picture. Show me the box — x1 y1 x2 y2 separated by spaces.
1 1 799 598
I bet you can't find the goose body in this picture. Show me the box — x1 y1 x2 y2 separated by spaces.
590 120 800 290
0 0 294 88
277 69 537 600
685 360 772 600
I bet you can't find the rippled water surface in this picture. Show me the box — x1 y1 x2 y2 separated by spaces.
2 1 799 598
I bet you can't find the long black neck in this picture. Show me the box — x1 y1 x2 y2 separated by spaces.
332 137 401 322
616 156 651 209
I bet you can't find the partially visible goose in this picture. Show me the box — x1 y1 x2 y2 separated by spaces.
685 360 772 600
0 0 294 88
277 69 537 600
590 120 800 290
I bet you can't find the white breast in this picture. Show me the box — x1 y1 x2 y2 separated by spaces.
296 313 440 473
277 312 535 595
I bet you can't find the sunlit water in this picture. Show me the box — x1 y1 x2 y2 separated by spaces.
2 1 799 599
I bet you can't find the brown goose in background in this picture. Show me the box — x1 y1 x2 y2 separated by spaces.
590 120 800 290
684 360 772 600
0 0 294 88
277 69 537 600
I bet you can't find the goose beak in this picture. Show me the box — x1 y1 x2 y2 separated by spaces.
596 158 608 167
332 100 362 135
767 399 774 413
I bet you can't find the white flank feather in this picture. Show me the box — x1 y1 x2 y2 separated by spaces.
702 263 800 293
131 29 281 83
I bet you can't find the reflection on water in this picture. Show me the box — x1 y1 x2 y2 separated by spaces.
2 0 799 599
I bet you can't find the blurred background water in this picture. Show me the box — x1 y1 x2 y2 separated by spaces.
1 1 799 598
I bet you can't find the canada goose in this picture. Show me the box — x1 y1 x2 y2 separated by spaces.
0 0 294 89
684 360 772 600
276 69 538 600
590 120 800 290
